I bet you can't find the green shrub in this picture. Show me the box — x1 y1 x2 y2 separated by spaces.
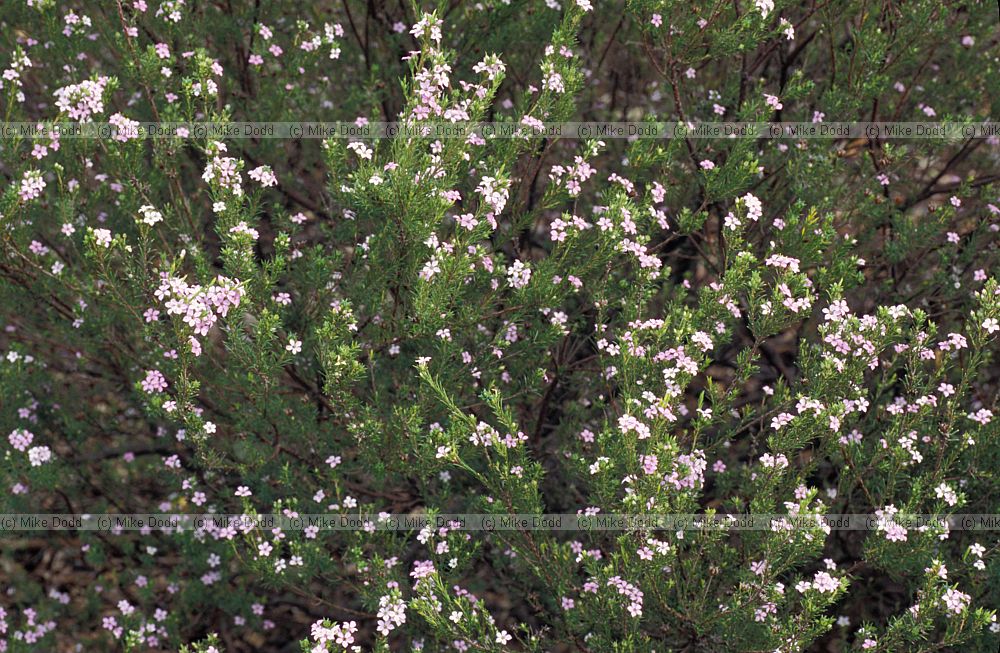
1 1 998 651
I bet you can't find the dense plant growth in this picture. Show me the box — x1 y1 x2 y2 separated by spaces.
1 0 999 651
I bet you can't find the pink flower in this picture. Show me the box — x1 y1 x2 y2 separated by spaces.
941 588 970 614
812 571 840 593
54 78 109 122
248 165 277 187
141 369 168 393
9 429 34 451
19 170 46 201
110 113 140 141
410 559 436 579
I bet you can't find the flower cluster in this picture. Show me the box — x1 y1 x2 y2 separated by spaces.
154 273 245 339
53 77 108 121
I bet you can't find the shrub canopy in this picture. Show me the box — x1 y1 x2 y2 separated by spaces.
1 1 999 651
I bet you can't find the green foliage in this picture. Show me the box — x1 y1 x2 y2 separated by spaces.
1 0 999 651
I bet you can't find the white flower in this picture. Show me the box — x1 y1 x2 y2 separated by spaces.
229 221 260 240
346 142 373 160
138 205 163 226
28 445 52 466
741 193 763 220
755 0 775 18
476 175 510 214
812 571 840 593
507 260 532 289
92 228 113 248
934 482 958 507
941 588 970 614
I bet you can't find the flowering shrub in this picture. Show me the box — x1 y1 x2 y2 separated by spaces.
2 1 1000 652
